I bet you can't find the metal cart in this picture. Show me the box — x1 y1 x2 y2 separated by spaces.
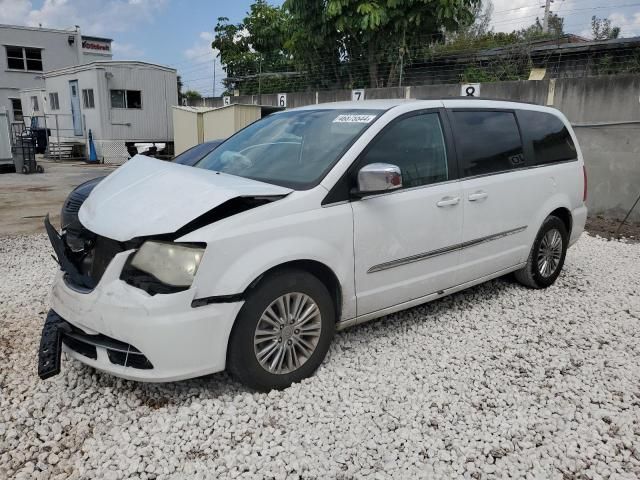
12 125 44 174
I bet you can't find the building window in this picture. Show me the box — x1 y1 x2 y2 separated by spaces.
5 46 43 71
110 89 142 109
82 89 95 109
49 92 60 110
126 90 142 109
10 98 23 122
31 96 39 112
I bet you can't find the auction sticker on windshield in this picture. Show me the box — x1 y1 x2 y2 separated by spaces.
333 114 377 123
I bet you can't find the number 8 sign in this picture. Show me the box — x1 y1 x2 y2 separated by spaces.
277 93 287 108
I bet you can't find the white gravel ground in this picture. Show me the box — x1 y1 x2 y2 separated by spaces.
1 233 640 480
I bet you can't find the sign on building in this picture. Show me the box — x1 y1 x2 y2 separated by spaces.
277 93 287 107
81 38 111 54
223 96 231 106
460 83 481 97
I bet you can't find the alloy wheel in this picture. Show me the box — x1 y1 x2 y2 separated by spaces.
253 292 322 374
537 228 563 277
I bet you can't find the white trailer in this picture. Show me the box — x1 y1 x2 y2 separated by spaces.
41 61 177 163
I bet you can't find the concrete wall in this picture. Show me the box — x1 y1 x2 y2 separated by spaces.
192 74 640 220
550 76 640 221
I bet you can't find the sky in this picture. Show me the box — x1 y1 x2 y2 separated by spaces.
1 0 639 96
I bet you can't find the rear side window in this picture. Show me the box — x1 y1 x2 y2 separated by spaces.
452 110 525 177
359 113 448 188
517 110 576 165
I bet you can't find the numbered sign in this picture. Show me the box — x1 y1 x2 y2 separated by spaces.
223 96 231 106
351 89 365 101
277 93 287 108
460 83 481 97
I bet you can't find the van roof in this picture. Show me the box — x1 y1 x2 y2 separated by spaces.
293 98 550 111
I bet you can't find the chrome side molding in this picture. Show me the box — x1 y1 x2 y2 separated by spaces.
367 226 527 273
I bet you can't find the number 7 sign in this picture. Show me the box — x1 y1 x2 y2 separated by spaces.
352 89 365 101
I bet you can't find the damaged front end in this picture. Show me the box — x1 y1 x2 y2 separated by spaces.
48 194 285 295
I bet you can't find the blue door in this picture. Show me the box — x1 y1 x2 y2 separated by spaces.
69 80 83 136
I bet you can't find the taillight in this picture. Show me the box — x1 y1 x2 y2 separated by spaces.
582 165 588 202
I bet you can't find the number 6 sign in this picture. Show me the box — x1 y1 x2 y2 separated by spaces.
277 93 287 108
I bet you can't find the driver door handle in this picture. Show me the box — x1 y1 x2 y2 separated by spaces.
468 191 488 202
436 196 460 207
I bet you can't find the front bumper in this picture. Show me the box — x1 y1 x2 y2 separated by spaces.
50 250 244 382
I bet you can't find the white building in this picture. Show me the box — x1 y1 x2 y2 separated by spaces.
42 61 178 163
0 24 112 123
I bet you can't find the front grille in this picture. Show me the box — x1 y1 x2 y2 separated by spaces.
62 335 97 359
88 236 125 282
64 191 85 215
107 350 154 369
62 323 154 370
63 233 125 289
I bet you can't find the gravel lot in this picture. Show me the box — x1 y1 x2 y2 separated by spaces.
1 233 639 479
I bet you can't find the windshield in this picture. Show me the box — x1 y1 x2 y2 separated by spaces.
172 141 220 166
195 109 383 189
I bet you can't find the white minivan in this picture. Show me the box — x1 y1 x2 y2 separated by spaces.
40 99 587 390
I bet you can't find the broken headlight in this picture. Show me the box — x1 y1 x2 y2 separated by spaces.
129 241 205 288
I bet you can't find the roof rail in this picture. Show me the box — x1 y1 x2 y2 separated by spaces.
412 96 541 106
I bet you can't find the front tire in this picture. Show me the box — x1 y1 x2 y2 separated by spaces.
515 215 568 289
227 268 335 391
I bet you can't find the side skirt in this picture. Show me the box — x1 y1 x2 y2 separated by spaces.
336 263 526 331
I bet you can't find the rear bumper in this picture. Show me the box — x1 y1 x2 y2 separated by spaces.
569 204 588 246
50 250 244 382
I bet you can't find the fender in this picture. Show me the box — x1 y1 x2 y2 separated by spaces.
183 200 357 321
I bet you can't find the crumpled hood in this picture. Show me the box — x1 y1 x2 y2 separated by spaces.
79 155 292 241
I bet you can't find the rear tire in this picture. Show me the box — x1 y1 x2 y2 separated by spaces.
227 268 335 391
515 215 568 289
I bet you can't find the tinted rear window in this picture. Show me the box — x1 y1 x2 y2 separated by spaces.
452 110 525 177
517 110 576 165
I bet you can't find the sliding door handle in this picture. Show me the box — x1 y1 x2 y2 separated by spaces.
436 196 460 207
468 191 488 202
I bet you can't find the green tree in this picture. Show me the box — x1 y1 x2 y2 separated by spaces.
285 0 480 88
591 15 621 40
212 1 294 95
184 90 202 101
517 13 564 41
177 75 183 102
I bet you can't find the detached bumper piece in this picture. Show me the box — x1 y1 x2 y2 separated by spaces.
38 310 154 380
38 311 71 380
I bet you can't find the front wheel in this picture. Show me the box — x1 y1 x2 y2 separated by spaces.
227 269 335 391
515 215 568 289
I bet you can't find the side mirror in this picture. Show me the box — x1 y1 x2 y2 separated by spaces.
354 163 402 196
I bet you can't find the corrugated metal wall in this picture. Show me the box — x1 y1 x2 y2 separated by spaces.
103 64 176 142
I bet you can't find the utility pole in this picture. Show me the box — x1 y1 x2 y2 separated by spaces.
542 0 553 33
212 56 216 98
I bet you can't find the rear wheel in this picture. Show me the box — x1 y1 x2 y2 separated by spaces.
227 269 335 391
515 215 568 289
